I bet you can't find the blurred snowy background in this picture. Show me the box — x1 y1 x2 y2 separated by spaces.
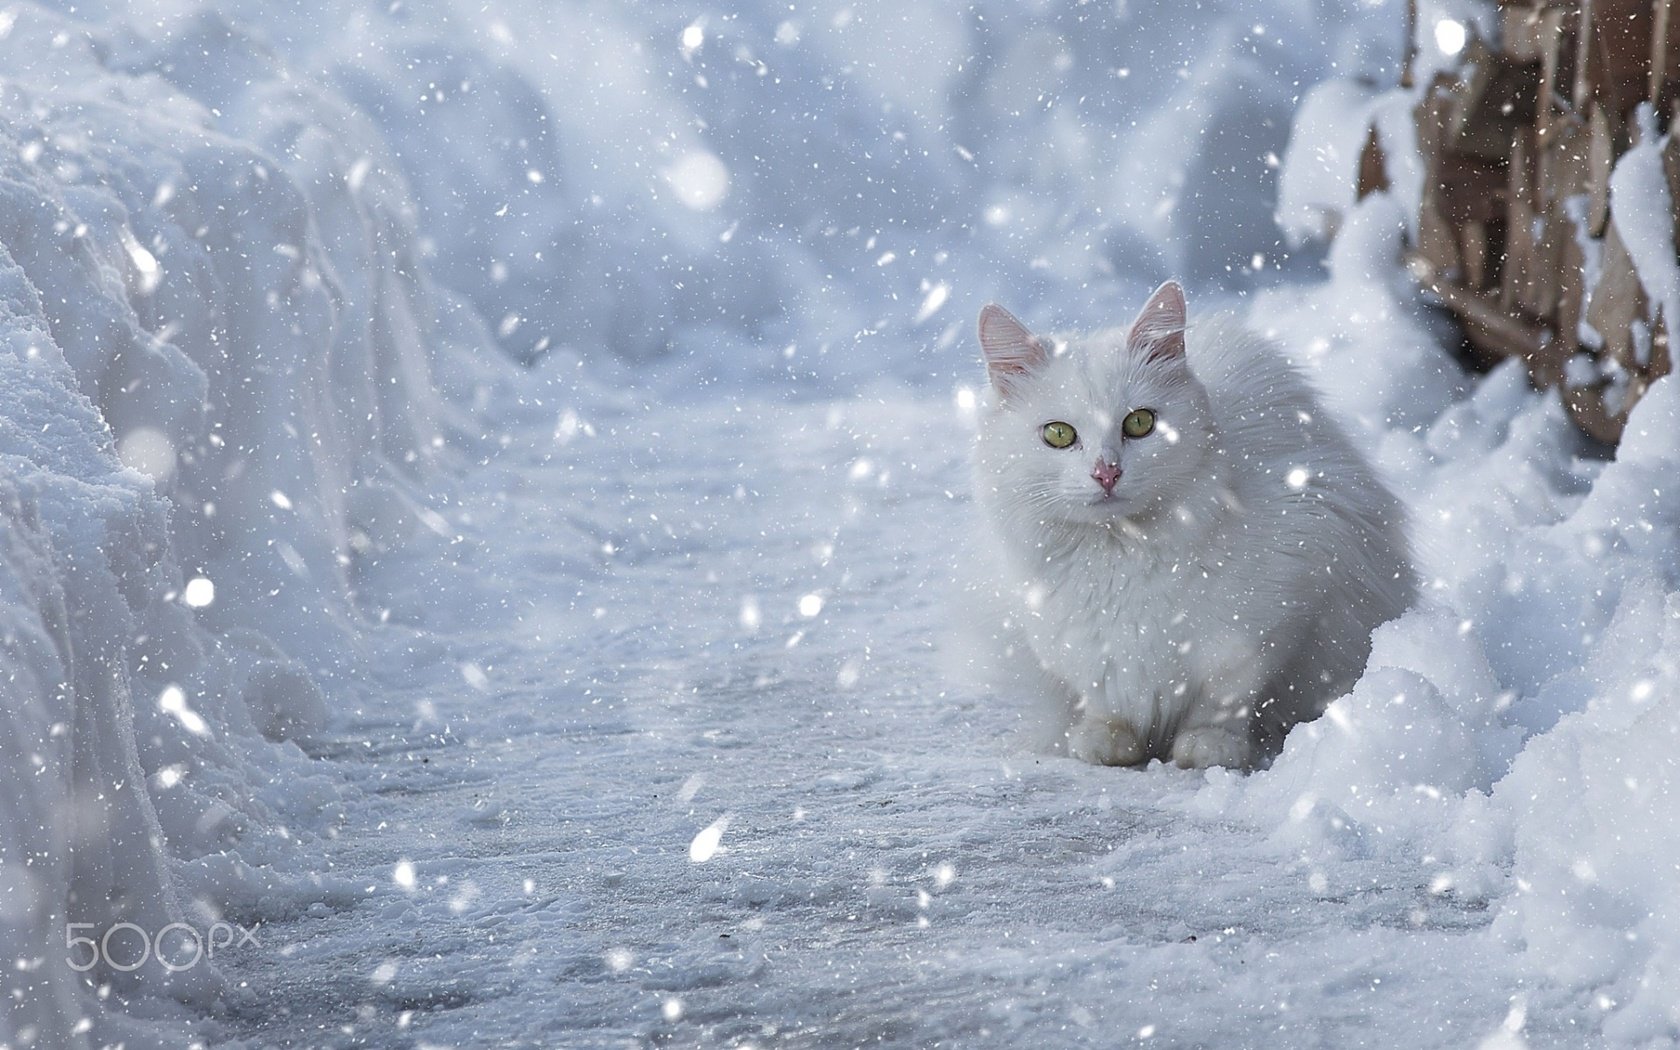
3 0 1679 1046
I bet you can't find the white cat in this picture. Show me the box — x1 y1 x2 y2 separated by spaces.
968 282 1415 769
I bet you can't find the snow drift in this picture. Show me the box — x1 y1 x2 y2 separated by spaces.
1204 80 1680 1037
0 3 502 1044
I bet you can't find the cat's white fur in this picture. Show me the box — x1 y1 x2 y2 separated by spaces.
968 283 1415 769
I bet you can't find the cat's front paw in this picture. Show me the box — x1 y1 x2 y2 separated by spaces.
1067 716 1146 767
1171 725 1252 770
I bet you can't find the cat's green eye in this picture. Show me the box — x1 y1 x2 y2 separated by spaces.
1122 409 1156 438
1041 421 1077 449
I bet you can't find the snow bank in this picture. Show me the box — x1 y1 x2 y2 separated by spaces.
0 3 499 1043
1260 10 1680 1034
0 231 228 1044
1198 187 1680 1042
1488 384 1680 1043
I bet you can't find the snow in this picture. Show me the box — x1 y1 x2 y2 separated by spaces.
1216 198 1680 1043
3 0 1680 1045
1276 79 1385 244
0 2 495 1043
0 230 220 1041
1608 106 1680 343
206 390 1538 1047
1276 83 1426 248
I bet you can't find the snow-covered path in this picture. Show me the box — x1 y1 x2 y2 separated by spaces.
10 2 1680 1044
210 389 1565 1049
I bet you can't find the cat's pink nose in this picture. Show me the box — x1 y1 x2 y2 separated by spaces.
1091 460 1121 494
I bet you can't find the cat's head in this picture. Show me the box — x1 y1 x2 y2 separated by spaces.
973 281 1215 527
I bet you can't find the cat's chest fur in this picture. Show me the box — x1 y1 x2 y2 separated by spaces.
1007 527 1228 727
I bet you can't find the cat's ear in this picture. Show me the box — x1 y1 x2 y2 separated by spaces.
978 304 1047 397
1128 281 1187 364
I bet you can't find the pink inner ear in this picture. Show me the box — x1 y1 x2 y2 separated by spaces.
1129 281 1186 362
978 304 1047 390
